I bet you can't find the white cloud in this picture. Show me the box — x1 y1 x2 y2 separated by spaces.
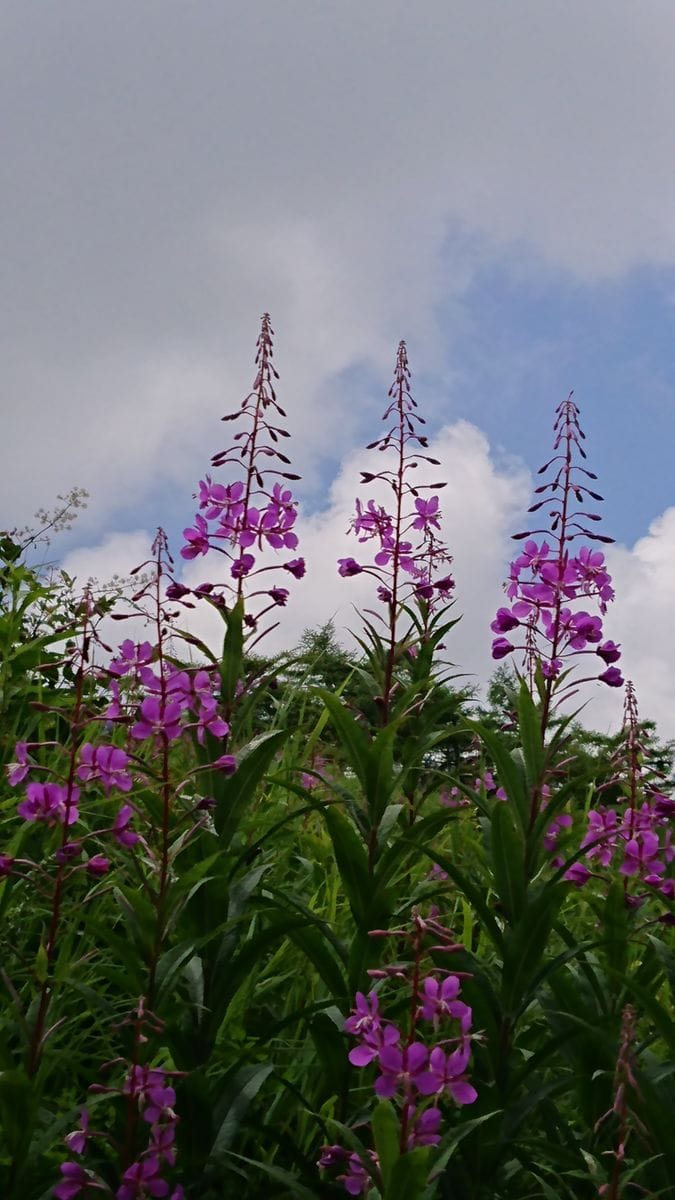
5 1 675 536
162 420 532 698
589 508 675 739
52 451 675 746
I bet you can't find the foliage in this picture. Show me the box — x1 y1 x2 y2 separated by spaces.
0 321 672 1200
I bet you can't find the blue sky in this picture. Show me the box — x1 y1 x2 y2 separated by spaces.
4 1 675 733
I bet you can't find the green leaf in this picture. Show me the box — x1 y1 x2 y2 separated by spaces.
465 718 529 833
34 942 48 985
209 1063 274 1158
213 729 287 843
501 884 565 1014
317 689 373 793
489 801 526 923
386 1146 430 1200
323 805 372 926
600 879 629 980
220 597 245 707
516 680 546 790
0 1069 34 1160
372 1100 401 1191
223 1151 320 1198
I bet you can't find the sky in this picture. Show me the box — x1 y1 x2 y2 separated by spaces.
4 1 675 736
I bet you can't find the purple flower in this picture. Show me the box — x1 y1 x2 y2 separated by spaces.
195 699 230 745
117 1156 170 1199
54 1162 100 1200
419 1044 478 1105
18 782 79 826
213 754 237 774
418 975 471 1030
181 513 210 559
620 830 665 879
564 862 592 887
318 1145 348 1170
599 666 624 687
338 1153 373 1197
77 744 132 794
142 1080 177 1124
490 608 520 634
7 741 30 786
86 855 110 877
230 553 255 579
113 804 141 847
543 812 573 853
338 557 363 577
374 1042 429 1098
109 640 154 677
412 495 441 532
491 636 515 660
131 697 183 742
345 991 400 1066
269 587 289 606
582 808 619 866
64 1110 89 1156
596 640 621 664
513 540 551 574
405 1104 442 1148
283 557 306 579
434 574 455 598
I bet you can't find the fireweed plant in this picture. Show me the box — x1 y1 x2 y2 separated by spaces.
0 322 674 1200
178 310 305 652
338 340 456 724
490 395 623 721
318 912 478 1198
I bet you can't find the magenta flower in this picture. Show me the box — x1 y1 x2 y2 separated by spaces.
180 513 210 559
113 804 141 847
405 1104 442 1148
142 1080 177 1125
109 640 154 677
131 697 183 742
7 741 30 785
18 782 79 826
599 666 624 687
620 830 665 879
490 608 520 634
418 975 471 1029
64 1111 89 1156
230 553 255 579
86 855 110 877
412 495 441 532
117 1156 170 1199
338 557 363 577
194 699 229 745
597 640 621 664
420 1044 478 1105
513 540 551 574
149 1123 177 1167
543 813 573 853
491 636 515 660
318 1146 348 1169
345 991 401 1066
77 744 132 794
213 754 237 774
582 809 620 867
564 862 592 887
374 1042 429 1098
283 557 306 579
269 587 289 606
54 1162 101 1200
